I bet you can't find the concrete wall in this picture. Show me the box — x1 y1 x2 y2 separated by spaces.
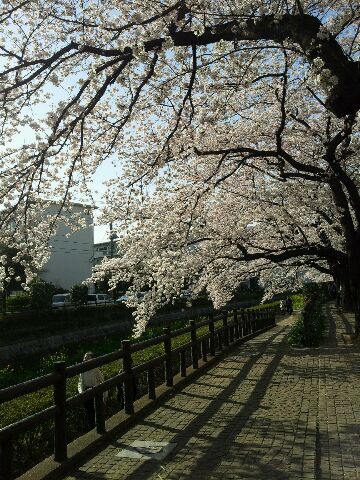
40 203 94 290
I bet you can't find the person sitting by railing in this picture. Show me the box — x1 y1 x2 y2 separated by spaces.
78 351 108 429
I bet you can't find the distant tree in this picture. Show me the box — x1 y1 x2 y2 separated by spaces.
70 284 88 306
28 279 56 310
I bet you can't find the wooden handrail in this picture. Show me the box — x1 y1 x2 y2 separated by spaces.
0 305 277 480
0 373 57 403
130 334 166 352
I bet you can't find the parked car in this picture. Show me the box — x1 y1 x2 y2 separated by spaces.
180 289 192 299
115 292 145 304
87 293 113 305
52 293 71 308
115 294 129 303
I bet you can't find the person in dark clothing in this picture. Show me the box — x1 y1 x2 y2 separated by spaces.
328 282 337 300
286 296 293 314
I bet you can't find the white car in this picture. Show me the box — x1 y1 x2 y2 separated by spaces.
52 293 71 308
87 293 113 305
180 289 192 299
115 294 129 303
115 292 145 304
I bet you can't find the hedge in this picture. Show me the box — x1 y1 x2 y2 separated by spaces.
0 303 132 346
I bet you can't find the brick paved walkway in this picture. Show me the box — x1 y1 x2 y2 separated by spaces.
60 304 360 480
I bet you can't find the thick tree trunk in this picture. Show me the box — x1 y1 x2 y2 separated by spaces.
341 276 353 311
346 248 360 335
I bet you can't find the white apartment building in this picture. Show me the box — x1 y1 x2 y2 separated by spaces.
93 239 119 265
40 202 94 290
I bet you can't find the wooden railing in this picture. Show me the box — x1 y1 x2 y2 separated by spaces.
0 306 276 480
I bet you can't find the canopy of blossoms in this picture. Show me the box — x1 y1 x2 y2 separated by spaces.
0 1 359 334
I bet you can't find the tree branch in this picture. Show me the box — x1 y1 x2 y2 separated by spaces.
145 14 360 117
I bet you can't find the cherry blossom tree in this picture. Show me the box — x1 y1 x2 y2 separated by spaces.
0 1 359 334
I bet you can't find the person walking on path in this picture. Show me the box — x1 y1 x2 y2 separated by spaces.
286 296 293 314
279 299 286 315
78 351 107 429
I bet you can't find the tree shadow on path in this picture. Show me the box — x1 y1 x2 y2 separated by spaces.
116 325 313 480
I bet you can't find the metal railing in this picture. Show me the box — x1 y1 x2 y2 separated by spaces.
0 306 276 480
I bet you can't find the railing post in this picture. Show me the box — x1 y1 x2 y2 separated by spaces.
259 310 263 329
95 392 106 434
190 320 198 368
147 366 156 399
163 327 173 387
0 439 13 480
254 309 259 331
53 361 67 462
201 338 207 362
122 340 134 415
242 309 247 336
251 310 256 333
223 311 229 347
239 309 245 337
218 330 223 351
229 313 235 343
247 310 251 335
180 350 187 376
234 310 239 339
209 314 216 356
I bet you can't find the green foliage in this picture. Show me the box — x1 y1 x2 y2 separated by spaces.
287 317 306 346
70 284 88 306
28 279 56 310
291 294 306 310
288 295 325 347
6 294 30 312
38 350 68 375
248 300 279 311
0 364 15 388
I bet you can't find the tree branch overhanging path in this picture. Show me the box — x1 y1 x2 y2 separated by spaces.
0 0 359 335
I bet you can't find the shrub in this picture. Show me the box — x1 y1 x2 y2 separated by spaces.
288 297 325 347
6 294 30 312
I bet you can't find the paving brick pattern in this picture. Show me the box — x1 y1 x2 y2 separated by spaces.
60 304 360 479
